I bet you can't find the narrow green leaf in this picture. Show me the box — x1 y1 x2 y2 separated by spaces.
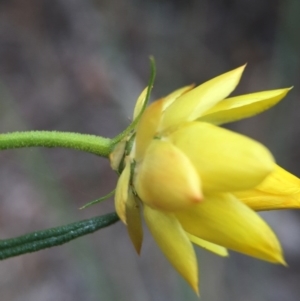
112 57 156 144
0 212 119 260
79 189 115 209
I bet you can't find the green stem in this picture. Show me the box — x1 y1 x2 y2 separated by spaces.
0 131 114 157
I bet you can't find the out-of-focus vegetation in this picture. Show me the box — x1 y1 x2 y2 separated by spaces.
0 1 300 300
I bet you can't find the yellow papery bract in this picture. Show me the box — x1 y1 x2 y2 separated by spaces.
115 159 131 224
257 164 300 195
134 100 163 161
176 193 285 264
133 87 148 120
160 65 245 132
144 205 199 294
109 140 126 171
187 233 229 257
126 189 143 254
199 88 292 125
235 190 300 211
169 122 274 192
161 84 195 111
134 140 202 211
235 164 300 211
134 85 195 160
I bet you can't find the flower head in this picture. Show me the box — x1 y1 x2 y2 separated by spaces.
110 65 296 294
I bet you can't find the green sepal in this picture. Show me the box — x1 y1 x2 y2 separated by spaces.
0 212 119 260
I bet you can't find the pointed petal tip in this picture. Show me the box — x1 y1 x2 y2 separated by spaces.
132 242 142 255
270 254 287 267
188 190 203 205
127 226 142 254
232 64 247 80
143 206 199 295
186 271 199 296
233 63 247 75
261 232 287 266
161 63 249 130
280 86 293 95
176 193 288 264
192 194 203 204
187 272 199 296
127 225 143 253
282 259 288 267
239 63 247 70
275 252 287 267
193 285 200 297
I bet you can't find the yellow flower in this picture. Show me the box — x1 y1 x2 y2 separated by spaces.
110 65 296 295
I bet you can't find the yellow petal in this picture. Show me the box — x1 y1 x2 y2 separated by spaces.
235 190 300 212
133 87 148 120
187 233 229 257
235 164 300 211
115 159 131 224
176 193 285 264
134 99 163 161
144 205 199 294
160 65 246 132
257 164 300 195
134 85 192 160
199 88 292 125
126 189 143 254
109 140 126 171
169 122 274 192
134 140 202 211
161 85 195 110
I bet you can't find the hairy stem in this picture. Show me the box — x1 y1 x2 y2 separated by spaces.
0 131 114 157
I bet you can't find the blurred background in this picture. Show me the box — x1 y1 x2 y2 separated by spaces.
0 0 300 300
